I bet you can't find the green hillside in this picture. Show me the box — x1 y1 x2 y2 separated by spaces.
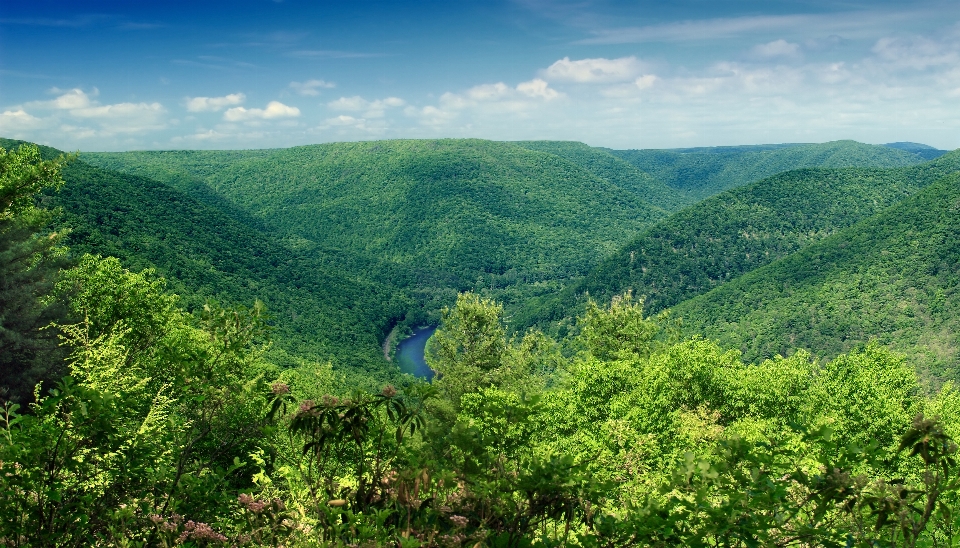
885 141 949 160
517 151 960 329
674 169 960 381
612 140 925 201
0 139 407 382
512 140 687 211
84 139 669 310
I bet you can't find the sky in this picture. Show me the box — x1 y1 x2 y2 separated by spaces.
2 0 960 151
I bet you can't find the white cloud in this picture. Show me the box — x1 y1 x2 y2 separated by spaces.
223 101 300 121
16 88 167 136
68 102 166 132
442 80 562 107
289 79 335 96
0 109 46 131
636 74 658 89
871 35 960 69
751 39 801 59
516 78 560 99
185 93 245 112
326 114 362 126
541 56 645 83
327 96 370 111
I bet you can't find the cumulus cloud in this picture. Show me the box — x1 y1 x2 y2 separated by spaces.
541 56 645 83
223 101 300 121
289 79 335 96
635 74 658 90
68 102 167 132
401 78 564 135
443 79 562 106
0 109 46 131
185 93 245 112
17 88 167 135
750 39 801 59
325 114 362 126
517 78 560 99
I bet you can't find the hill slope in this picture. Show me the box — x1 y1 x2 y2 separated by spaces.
612 140 925 202
673 170 960 381
512 140 687 211
0 139 407 381
84 139 669 309
578 152 960 311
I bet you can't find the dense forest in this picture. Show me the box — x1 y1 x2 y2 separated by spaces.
2 136 960 546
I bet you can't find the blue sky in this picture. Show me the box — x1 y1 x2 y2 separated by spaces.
2 0 960 151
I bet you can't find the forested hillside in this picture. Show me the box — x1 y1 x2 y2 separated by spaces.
549 152 960 323
674 169 960 382
0 138 408 384
612 140 925 202
84 140 669 311
512 140 687 211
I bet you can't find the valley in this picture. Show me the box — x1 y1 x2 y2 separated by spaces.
3 135 960 545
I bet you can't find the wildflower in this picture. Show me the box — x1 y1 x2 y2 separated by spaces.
449 515 469 529
271 382 290 396
179 520 227 543
297 400 319 417
381 385 397 398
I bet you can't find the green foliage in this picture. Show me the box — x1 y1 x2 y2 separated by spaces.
614 139 925 201
674 167 960 380
0 143 74 403
82 139 668 316
4 134 960 546
552 154 960 330
513 140 683 212
39 150 409 384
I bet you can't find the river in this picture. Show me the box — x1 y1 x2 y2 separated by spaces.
395 326 437 380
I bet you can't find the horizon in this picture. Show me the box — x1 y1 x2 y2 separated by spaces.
3 0 960 152
6 136 950 155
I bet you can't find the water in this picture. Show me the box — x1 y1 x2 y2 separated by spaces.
395 326 437 380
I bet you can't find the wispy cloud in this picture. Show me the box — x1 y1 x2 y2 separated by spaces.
290 79 335 96
328 96 405 118
577 15 815 44
541 56 646 83
575 7 945 45
287 50 386 59
223 101 300 122
750 39 802 60
171 56 256 72
185 93 246 112
0 14 109 28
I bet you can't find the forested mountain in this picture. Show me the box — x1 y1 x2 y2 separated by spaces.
612 140 925 202
512 140 687 211
673 169 960 382
545 151 960 326
0 138 407 383
84 139 669 311
885 141 949 160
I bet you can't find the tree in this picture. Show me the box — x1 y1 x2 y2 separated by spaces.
0 144 73 404
426 292 506 413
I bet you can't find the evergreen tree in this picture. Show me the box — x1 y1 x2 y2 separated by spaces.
0 144 73 404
